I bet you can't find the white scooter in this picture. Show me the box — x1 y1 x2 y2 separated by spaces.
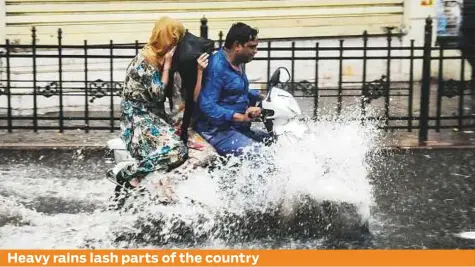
259 67 307 140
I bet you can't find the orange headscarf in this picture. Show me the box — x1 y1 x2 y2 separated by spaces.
142 16 186 69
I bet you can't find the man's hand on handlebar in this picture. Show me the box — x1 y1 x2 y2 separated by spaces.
233 107 262 122
246 107 262 119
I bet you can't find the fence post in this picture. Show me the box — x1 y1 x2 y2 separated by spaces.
6 39 12 132
419 16 433 143
218 31 223 48
32 27 38 132
58 28 64 133
200 16 208 39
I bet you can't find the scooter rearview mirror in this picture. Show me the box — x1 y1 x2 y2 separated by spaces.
279 68 290 83
269 69 281 89
267 69 281 102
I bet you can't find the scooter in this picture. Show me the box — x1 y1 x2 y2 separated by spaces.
105 67 370 243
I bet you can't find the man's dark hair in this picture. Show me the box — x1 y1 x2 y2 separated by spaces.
224 22 259 49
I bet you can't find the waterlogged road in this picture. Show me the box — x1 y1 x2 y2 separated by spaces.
0 146 474 248
368 148 475 249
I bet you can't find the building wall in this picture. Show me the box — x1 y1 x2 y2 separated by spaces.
3 0 404 45
0 0 472 115
0 0 5 43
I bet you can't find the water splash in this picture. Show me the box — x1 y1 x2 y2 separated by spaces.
0 110 384 248
98 112 383 248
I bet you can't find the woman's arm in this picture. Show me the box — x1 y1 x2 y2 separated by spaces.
159 47 175 87
141 47 175 103
193 70 203 102
193 53 209 102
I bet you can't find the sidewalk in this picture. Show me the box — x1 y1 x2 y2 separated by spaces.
1 129 474 150
386 130 475 149
0 130 117 150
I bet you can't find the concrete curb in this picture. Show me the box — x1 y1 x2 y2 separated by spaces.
0 144 106 151
1 143 475 151
384 145 475 150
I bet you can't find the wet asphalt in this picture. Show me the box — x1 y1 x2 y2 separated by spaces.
0 148 474 249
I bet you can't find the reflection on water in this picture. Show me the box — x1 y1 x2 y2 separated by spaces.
1 117 474 249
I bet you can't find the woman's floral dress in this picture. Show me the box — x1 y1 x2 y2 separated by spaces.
114 53 188 183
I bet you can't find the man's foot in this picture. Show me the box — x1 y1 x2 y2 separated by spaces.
153 177 179 204
188 140 206 151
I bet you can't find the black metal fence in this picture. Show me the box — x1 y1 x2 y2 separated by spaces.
0 17 474 142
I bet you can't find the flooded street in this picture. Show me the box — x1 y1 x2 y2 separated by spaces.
368 148 475 249
1 123 474 249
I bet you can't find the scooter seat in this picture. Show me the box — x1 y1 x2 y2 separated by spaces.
107 129 217 168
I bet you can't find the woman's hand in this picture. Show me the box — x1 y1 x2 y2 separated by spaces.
164 46 176 70
197 53 209 71
193 53 209 102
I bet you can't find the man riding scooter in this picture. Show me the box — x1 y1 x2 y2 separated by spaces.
194 22 272 157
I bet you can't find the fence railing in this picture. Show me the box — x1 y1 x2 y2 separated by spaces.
0 17 474 142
